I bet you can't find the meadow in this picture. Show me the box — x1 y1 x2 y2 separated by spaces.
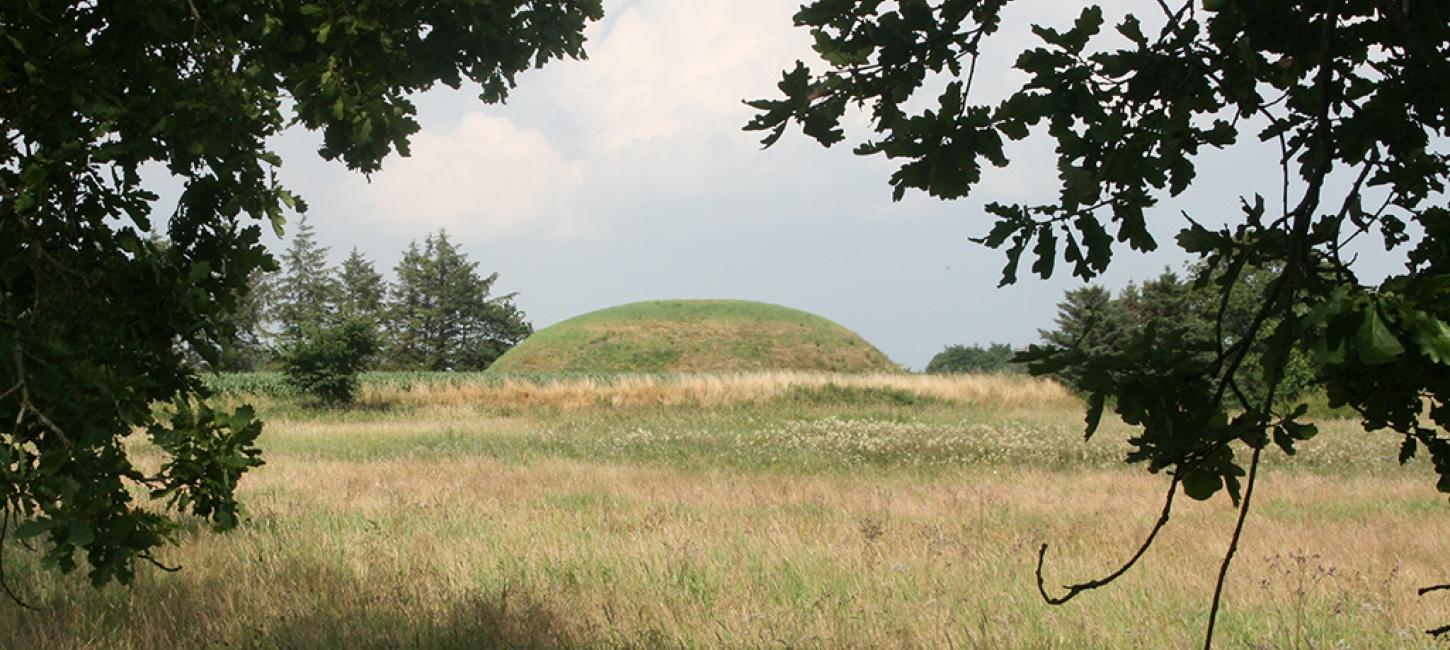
2 372 1447 648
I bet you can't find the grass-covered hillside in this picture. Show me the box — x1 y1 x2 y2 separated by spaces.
486 300 899 375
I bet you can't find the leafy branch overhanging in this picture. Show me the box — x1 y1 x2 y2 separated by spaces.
747 0 1450 644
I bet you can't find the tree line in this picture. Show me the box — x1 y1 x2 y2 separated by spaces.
217 218 531 376
931 264 1315 404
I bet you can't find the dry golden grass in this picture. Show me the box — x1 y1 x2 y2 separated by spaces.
4 374 1446 648
364 371 1077 411
4 456 1446 648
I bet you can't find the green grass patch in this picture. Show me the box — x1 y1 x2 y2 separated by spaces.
486 299 899 374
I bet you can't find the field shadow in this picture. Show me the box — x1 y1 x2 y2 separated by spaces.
252 583 581 649
0 553 587 649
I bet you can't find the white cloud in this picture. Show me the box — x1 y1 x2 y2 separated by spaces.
354 113 591 239
339 0 1161 243
341 0 827 240
560 0 812 153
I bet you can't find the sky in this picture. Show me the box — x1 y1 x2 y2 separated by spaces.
236 0 1405 370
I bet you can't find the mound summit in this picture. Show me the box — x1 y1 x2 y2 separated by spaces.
487 300 899 375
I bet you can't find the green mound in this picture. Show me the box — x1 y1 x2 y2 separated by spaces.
487 300 899 375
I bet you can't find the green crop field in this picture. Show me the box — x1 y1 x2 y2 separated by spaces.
3 372 1447 648
486 300 900 375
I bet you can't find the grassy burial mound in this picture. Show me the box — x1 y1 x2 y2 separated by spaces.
487 299 899 374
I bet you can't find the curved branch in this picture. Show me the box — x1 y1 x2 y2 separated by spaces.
1037 476 1180 605
140 552 182 573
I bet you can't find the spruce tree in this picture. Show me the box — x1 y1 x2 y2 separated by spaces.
337 248 387 324
272 216 339 341
465 299 533 370
1038 285 1119 392
387 240 432 369
1043 267 1315 402
386 230 531 370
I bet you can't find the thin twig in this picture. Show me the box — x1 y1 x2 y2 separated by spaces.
140 552 182 573
962 50 981 99
1037 477 1180 604
18 402 69 447
1336 190 1396 253
1198 6 1342 642
1328 149 1381 270
1202 446 1262 649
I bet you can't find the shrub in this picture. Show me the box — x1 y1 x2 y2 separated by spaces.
278 319 379 405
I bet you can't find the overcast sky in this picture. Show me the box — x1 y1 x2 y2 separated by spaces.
242 0 1403 370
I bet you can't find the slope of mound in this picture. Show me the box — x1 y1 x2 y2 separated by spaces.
487 300 899 374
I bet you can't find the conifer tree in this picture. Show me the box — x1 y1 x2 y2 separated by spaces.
272 216 339 341
337 248 387 324
1038 285 1119 393
387 230 530 370
387 240 431 368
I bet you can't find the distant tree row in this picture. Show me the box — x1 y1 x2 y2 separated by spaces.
930 264 1315 403
218 218 531 373
1039 264 1316 403
925 343 1022 375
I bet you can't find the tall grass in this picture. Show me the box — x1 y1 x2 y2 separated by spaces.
208 370 1077 411
5 372 1444 648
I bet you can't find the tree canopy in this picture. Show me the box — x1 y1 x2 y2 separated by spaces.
337 248 388 326
1042 264 1317 402
387 231 532 371
749 0 1449 642
925 343 1020 374
225 226 531 373
273 216 340 341
279 318 379 406
1 0 600 592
